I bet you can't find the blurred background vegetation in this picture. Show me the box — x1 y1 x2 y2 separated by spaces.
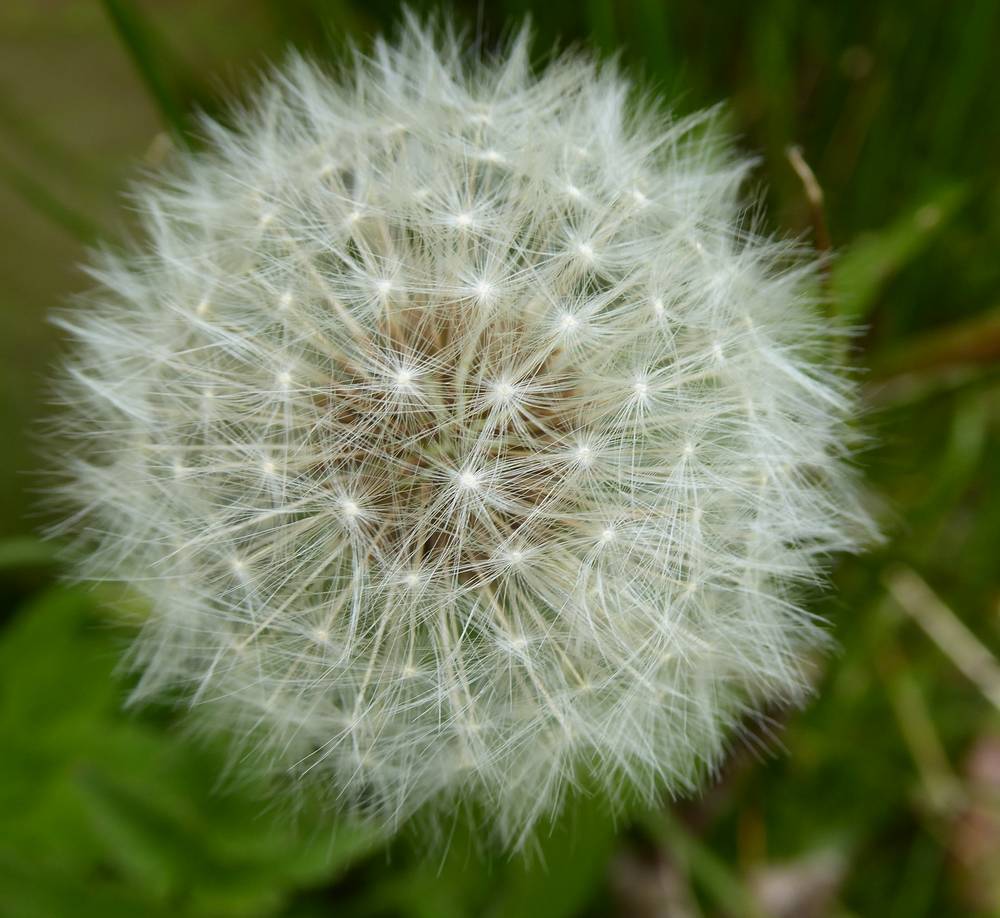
1 1 998 915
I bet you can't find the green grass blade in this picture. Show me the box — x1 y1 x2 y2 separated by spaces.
585 0 617 53
0 90 104 184
831 184 967 320
100 0 189 144
642 808 769 918
633 0 676 86
0 153 102 243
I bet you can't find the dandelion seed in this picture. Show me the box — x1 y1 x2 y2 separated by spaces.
457 469 481 492
559 311 580 332
50 17 873 850
490 378 519 405
393 368 416 390
473 280 495 304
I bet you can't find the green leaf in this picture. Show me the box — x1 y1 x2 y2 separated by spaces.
488 797 619 918
831 184 967 319
0 537 59 571
0 852 172 918
0 587 382 917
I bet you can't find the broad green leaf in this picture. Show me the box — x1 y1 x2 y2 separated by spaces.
0 852 172 918
487 796 619 918
0 587 382 917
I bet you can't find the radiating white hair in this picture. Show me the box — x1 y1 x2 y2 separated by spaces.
51 17 872 846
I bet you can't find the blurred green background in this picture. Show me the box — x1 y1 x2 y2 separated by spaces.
1 1 998 915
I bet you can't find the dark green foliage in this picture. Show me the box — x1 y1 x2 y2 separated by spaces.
0 585 381 917
1 0 998 914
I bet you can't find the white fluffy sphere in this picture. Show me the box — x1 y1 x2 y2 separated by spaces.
52 20 870 845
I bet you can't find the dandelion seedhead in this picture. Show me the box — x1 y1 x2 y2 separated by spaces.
51 19 871 846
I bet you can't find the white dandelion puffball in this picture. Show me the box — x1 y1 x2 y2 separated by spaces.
53 21 870 845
